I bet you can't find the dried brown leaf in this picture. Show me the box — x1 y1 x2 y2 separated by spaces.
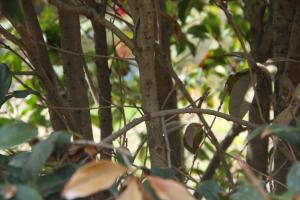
117 177 151 200
147 176 196 200
62 160 127 200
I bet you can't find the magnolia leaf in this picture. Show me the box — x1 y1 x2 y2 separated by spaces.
230 184 263 200
22 141 53 182
196 180 223 200
183 123 204 154
150 167 176 179
37 164 78 198
13 185 43 200
0 64 12 107
0 122 38 149
22 132 70 181
117 177 150 200
229 72 256 119
62 160 127 199
147 176 196 200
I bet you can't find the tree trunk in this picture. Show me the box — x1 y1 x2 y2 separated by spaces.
244 0 272 178
58 9 93 139
155 0 183 170
272 0 300 193
128 0 168 167
19 0 68 131
88 0 113 160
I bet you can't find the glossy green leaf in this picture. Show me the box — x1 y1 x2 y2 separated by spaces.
196 180 222 200
246 126 266 142
150 167 176 180
22 131 71 182
22 140 53 182
9 152 30 168
4 89 38 105
37 164 77 198
0 64 12 107
0 122 37 149
230 185 263 200
12 185 42 200
287 162 300 194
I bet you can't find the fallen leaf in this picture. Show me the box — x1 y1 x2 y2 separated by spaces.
62 160 127 199
147 176 196 200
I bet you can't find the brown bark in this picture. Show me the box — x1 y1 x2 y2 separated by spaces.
87 0 113 160
272 0 300 193
155 0 183 170
244 0 273 177
19 0 67 130
128 0 168 167
58 9 93 139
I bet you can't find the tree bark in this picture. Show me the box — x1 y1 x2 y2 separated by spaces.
244 0 272 177
58 9 93 139
155 0 183 170
128 0 168 167
87 0 113 160
272 0 300 193
19 0 68 131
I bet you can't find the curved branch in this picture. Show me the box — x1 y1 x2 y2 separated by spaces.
99 108 257 145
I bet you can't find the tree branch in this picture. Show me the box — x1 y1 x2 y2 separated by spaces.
48 0 134 51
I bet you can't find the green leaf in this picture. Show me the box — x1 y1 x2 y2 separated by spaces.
230 185 263 200
150 167 176 180
287 162 300 194
196 180 222 200
246 126 266 142
187 25 208 40
0 64 12 107
178 0 192 23
37 164 77 198
22 131 71 182
47 131 71 152
11 89 37 99
22 140 53 182
115 147 133 167
0 122 38 149
4 89 38 105
0 154 9 170
143 180 161 200
0 0 25 24
12 185 43 200
9 152 30 168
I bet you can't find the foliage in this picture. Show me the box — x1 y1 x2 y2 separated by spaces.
0 0 300 200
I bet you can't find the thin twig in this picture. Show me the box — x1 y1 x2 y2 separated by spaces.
161 117 171 167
